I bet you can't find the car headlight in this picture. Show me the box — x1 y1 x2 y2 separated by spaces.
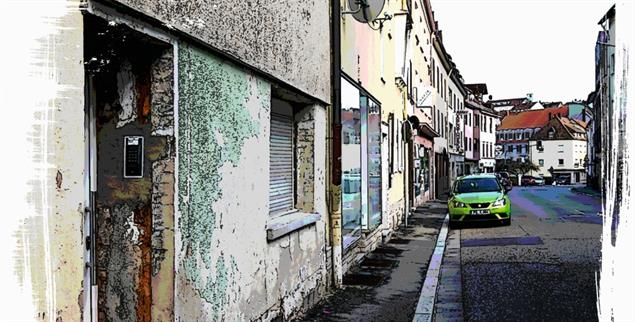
492 198 506 207
453 200 466 208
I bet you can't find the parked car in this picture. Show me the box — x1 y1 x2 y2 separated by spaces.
448 174 512 228
521 175 536 186
533 176 545 185
554 174 572 185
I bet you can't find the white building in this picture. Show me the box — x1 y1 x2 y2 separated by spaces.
478 106 499 173
529 116 588 183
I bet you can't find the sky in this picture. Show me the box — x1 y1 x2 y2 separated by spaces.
430 0 613 103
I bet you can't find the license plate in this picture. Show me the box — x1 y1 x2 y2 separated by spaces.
471 209 490 215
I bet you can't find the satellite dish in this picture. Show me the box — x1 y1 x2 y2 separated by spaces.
347 0 385 23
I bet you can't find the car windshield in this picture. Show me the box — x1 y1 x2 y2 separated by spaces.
455 178 501 193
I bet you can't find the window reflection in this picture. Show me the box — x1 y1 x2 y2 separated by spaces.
341 78 383 248
342 104 362 246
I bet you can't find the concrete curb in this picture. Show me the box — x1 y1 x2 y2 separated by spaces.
412 214 450 322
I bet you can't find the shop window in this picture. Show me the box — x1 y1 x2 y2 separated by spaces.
340 78 383 245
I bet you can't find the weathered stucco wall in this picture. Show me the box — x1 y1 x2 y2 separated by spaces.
94 45 175 322
112 0 331 104
176 43 328 321
6 2 85 320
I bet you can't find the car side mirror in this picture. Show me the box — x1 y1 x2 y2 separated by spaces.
504 186 512 193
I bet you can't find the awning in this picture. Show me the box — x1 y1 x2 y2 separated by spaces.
418 123 439 139
414 135 433 148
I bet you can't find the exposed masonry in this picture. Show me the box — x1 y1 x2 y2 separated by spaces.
95 44 175 322
151 50 175 136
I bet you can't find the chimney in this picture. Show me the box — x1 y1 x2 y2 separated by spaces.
527 93 534 102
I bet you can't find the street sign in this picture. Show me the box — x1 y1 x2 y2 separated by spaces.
417 86 433 107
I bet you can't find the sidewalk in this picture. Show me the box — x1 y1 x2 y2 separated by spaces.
299 201 448 322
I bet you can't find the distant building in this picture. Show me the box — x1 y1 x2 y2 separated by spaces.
496 106 569 162
541 101 563 108
478 106 499 173
486 97 527 113
529 116 588 184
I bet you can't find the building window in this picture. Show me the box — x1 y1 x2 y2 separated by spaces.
558 159 564 166
341 80 383 242
270 99 295 215
539 159 544 166
548 130 555 139
558 144 564 153
508 145 513 152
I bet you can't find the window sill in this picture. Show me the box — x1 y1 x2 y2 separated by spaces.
266 211 320 241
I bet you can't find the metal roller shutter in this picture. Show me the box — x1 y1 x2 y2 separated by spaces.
269 111 294 214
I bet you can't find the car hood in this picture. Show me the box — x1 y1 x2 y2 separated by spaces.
455 191 504 203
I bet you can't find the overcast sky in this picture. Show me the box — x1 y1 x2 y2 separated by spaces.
430 0 613 103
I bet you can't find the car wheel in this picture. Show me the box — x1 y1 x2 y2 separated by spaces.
502 218 511 226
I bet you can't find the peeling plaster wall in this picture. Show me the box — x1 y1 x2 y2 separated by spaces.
176 43 328 321
93 43 175 322
112 0 331 103
7 3 86 321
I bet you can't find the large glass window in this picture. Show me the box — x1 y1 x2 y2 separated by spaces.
341 80 362 247
341 78 383 247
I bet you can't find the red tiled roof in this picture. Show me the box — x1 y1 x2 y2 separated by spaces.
559 116 586 134
510 101 536 111
498 106 569 130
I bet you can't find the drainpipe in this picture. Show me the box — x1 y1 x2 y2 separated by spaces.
330 0 342 288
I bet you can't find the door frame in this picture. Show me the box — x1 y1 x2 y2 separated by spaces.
82 3 178 320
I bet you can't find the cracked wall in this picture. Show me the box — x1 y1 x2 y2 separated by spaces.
112 0 330 104
176 43 329 321
8 3 85 321
91 28 175 321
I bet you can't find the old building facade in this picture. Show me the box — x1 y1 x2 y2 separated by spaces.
12 0 475 320
529 116 588 183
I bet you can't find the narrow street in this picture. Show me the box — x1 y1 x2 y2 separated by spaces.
435 186 602 321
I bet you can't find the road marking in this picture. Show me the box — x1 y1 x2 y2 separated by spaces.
413 214 449 322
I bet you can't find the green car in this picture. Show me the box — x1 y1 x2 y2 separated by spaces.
448 174 512 228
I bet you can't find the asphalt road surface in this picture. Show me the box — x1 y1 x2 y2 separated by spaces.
453 185 602 322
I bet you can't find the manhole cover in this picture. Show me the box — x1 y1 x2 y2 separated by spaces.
360 258 398 268
343 273 385 286
462 236 543 247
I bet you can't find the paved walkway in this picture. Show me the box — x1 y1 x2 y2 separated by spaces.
299 201 448 322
